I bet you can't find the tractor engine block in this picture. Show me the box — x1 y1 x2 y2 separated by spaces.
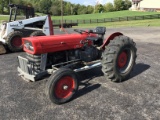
75 46 99 62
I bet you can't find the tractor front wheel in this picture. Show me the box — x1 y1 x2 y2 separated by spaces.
46 68 78 104
101 35 137 82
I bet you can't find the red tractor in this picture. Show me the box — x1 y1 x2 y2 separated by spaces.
17 27 137 104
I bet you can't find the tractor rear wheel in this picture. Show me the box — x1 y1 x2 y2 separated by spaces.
101 35 137 82
46 68 78 104
6 31 23 52
30 31 45 36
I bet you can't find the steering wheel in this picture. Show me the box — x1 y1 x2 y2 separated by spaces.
74 29 89 34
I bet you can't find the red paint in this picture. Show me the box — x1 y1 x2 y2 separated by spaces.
55 76 75 99
12 36 22 47
23 33 90 54
48 15 54 35
118 51 127 68
101 32 123 49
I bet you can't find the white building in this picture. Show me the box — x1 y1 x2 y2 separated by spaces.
130 0 160 12
130 0 141 11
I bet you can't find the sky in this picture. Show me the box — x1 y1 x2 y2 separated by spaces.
64 0 114 6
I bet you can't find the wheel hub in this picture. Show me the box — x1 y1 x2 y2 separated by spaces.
12 36 22 47
63 85 69 90
55 76 75 99
118 51 128 68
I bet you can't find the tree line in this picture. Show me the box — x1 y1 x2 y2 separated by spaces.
0 0 132 15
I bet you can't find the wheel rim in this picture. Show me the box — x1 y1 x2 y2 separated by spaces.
12 36 22 47
118 51 128 68
55 76 75 99
117 49 133 74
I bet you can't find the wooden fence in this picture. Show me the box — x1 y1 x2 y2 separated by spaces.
52 14 160 24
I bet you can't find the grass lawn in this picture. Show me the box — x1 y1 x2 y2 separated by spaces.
0 15 9 22
52 10 160 20
1 11 160 28
75 19 160 28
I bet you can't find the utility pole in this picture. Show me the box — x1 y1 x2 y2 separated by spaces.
60 0 64 30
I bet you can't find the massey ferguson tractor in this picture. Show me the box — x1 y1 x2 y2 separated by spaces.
0 4 53 54
17 27 137 104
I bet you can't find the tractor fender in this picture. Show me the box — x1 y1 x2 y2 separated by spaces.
101 32 123 49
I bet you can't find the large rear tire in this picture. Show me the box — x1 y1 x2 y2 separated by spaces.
30 31 45 36
6 31 23 52
46 68 78 104
101 35 137 82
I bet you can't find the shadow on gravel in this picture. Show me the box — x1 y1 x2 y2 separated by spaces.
73 67 103 100
73 83 101 100
73 63 150 99
124 63 150 82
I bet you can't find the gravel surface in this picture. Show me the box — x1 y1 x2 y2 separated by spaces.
0 27 160 120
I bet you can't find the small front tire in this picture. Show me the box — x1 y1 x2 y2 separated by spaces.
46 68 78 104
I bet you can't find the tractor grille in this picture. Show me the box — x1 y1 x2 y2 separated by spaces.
18 56 30 74
18 53 47 77
18 54 42 75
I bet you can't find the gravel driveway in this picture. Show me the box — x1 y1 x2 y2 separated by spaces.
0 27 160 120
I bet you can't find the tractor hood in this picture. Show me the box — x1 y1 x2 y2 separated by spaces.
22 33 89 54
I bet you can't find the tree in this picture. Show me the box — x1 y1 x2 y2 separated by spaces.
64 2 72 15
104 2 114 12
114 0 131 11
72 4 80 15
0 0 5 14
95 4 104 13
124 0 132 10
114 0 123 11
78 5 87 14
87 5 94 14
39 0 52 14
50 5 61 15
0 0 14 14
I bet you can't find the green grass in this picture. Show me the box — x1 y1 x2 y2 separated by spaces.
0 15 9 21
1 10 159 21
1 11 160 28
75 19 160 28
52 10 159 20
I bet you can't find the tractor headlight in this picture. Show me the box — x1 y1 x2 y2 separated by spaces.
24 41 34 51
